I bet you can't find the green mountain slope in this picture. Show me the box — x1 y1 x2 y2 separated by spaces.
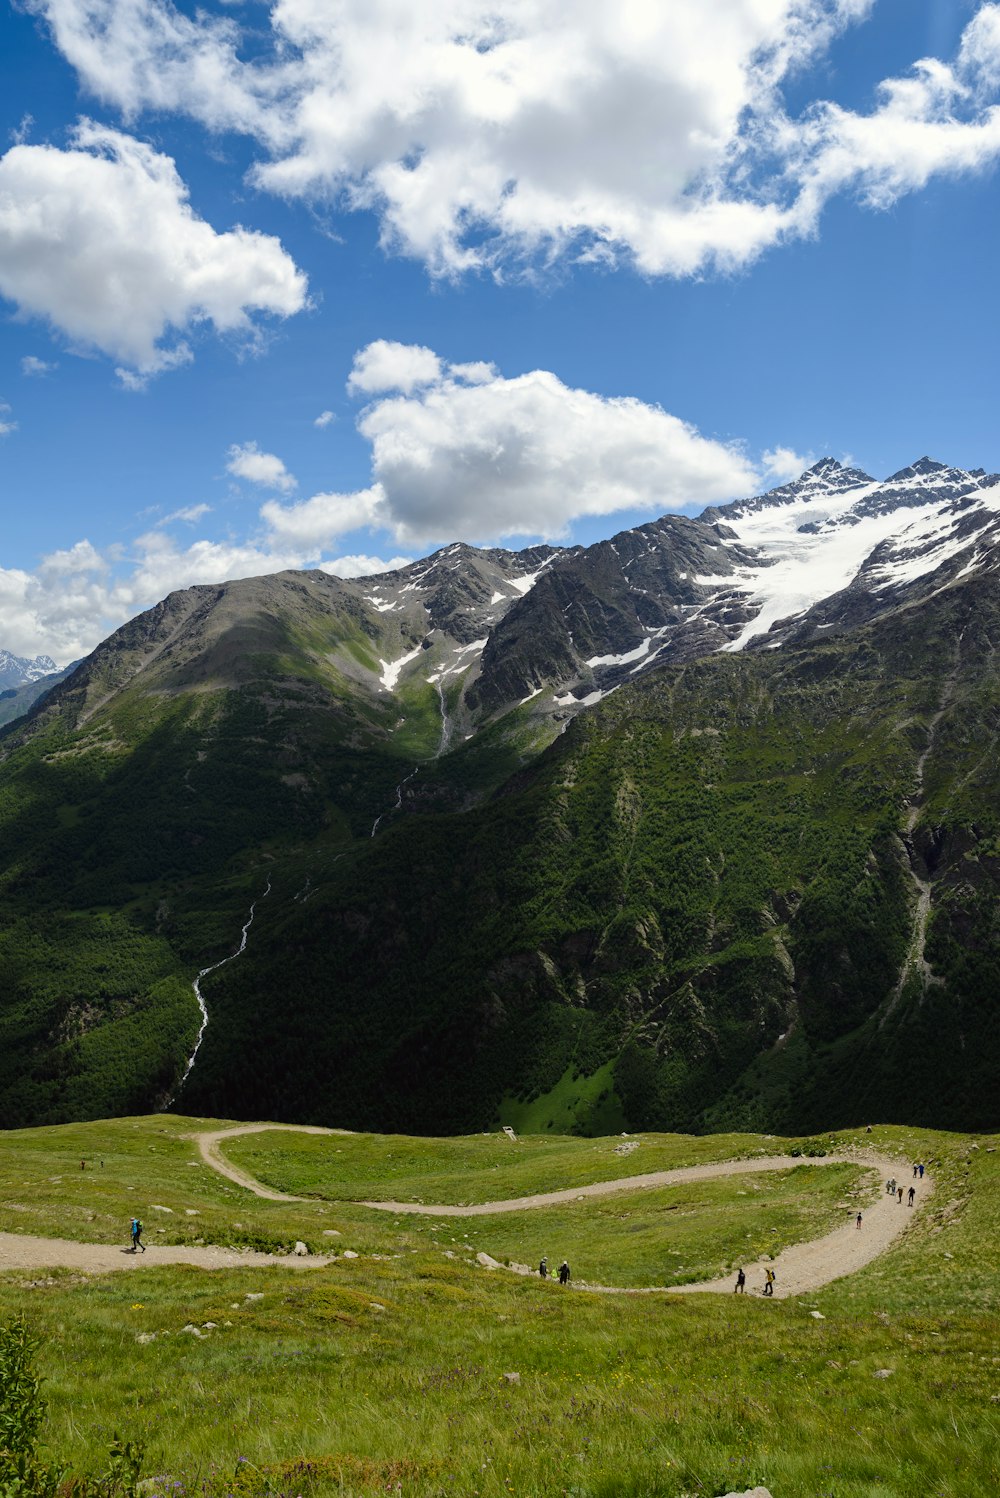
1 548 998 1135
0 570 509 1126
182 569 1000 1136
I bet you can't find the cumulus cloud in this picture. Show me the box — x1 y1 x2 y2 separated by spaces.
21 355 56 376
261 485 382 548
347 340 442 396
27 0 1000 277
226 441 297 492
318 553 411 579
761 446 816 484
314 409 335 428
0 121 308 378
264 343 760 547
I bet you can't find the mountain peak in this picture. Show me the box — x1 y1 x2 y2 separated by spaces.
885 456 948 483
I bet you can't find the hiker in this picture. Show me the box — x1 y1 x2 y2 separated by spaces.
913 1164 919 1178
558 1261 570 1286
907 1186 915 1206
856 1212 863 1229
734 1267 746 1293
885 1178 893 1195
539 1257 548 1279
763 1267 775 1297
897 1186 904 1203
919 1163 925 1179
130 1217 145 1253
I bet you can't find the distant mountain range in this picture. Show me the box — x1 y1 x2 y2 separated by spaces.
1 457 998 1135
0 652 73 728
0 649 57 690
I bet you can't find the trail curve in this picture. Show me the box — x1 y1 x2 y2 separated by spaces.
0 1125 932 1294
195 1126 931 1298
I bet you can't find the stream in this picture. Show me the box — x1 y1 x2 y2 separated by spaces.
883 642 961 1020
166 877 272 1105
370 767 419 837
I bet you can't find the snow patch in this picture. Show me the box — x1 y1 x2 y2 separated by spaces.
555 688 607 708
586 638 651 669
379 645 424 690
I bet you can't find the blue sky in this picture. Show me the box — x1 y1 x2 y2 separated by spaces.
2 0 999 663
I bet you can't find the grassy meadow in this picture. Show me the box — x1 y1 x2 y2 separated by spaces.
0 1115 998 1497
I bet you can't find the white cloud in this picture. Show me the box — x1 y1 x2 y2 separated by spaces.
261 485 383 549
38 539 107 576
0 400 16 436
791 22 1000 217
21 355 56 376
347 340 442 395
0 120 308 377
28 1 1000 277
318 553 411 579
355 353 762 543
263 342 760 547
226 441 297 492
762 446 816 484
314 409 335 428
162 503 211 525
447 361 497 385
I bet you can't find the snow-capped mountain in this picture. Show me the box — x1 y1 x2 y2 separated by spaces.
710 456 1000 653
444 456 1000 722
0 650 58 692
9 457 998 756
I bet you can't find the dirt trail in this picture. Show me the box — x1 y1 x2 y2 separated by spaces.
500 1154 930 1299
193 1121 345 1201
0 1124 931 1296
0 1231 333 1276
364 1150 931 1299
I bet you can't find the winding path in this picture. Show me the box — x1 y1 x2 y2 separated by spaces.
0 1123 932 1296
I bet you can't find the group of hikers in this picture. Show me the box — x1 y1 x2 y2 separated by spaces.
885 1172 920 1206
538 1257 571 1285
733 1266 775 1295
730 1159 927 1294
